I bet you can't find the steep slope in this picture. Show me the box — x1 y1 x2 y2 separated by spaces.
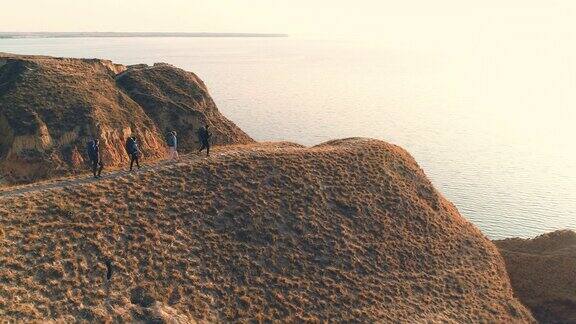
0 139 534 322
0 53 252 184
116 63 252 150
495 230 576 323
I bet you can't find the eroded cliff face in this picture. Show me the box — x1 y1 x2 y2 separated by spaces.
0 53 252 184
116 63 252 151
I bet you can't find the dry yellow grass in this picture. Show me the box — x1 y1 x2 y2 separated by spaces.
0 138 534 322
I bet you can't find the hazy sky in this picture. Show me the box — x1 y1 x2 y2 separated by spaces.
2 1 575 40
2 1 575 121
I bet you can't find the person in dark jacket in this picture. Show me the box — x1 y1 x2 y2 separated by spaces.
167 131 179 161
87 138 104 178
125 136 141 171
197 125 212 157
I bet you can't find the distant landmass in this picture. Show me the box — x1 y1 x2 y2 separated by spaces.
0 32 288 39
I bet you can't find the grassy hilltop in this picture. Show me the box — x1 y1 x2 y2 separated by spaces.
0 139 534 322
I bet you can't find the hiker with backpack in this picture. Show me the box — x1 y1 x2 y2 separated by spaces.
87 138 104 178
125 135 141 171
167 131 179 161
197 124 212 157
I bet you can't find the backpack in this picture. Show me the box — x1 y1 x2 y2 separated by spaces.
125 137 136 154
125 138 131 153
86 141 96 159
130 139 139 154
197 127 206 141
167 134 175 147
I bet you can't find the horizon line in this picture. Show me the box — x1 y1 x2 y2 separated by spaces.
0 32 289 39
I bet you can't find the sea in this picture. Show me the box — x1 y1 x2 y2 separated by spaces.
1 36 575 239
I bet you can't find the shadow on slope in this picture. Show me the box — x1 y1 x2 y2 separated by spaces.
495 230 576 323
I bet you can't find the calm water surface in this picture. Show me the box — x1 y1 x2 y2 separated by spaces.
1 37 575 239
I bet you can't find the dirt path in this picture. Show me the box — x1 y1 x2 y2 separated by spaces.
0 154 201 199
0 143 277 199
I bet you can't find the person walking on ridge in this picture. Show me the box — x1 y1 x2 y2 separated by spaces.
87 138 104 178
167 130 179 161
125 136 141 171
197 124 212 157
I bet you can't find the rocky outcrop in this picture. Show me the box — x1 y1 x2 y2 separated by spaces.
0 53 252 184
0 139 534 322
495 230 576 323
117 63 252 151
